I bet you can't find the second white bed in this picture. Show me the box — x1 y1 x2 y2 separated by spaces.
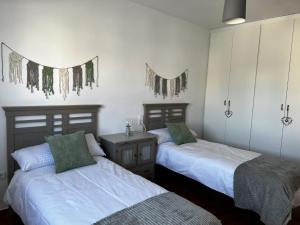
156 138 300 206
156 139 261 198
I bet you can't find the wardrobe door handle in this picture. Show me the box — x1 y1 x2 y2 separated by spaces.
224 100 233 118
281 104 284 111
281 104 293 126
224 100 227 106
286 105 290 118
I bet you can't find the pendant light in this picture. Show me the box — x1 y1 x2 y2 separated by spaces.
223 0 246 25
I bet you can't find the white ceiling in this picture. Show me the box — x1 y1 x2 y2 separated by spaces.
128 0 300 29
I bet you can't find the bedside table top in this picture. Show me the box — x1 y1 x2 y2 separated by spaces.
100 132 157 144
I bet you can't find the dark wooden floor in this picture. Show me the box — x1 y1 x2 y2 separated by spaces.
0 207 22 225
0 165 299 225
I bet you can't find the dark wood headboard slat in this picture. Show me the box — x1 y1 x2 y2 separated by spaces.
143 103 188 131
3 105 101 181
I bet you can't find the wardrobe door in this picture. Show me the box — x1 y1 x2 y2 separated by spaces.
225 24 260 150
281 18 300 161
250 19 294 156
204 29 233 143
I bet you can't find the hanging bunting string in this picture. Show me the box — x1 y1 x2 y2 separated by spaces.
1 42 99 70
145 63 188 98
0 42 100 100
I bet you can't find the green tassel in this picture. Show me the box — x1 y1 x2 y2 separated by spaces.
181 72 187 91
42 66 54 98
85 60 94 88
154 75 161 96
73 66 83 95
162 78 167 98
175 76 180 96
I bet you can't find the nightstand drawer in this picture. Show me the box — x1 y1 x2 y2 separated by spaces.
132 164 154 179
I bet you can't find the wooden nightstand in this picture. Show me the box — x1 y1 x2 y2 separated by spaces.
100 132 157 180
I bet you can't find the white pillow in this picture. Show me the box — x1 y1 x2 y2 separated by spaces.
148 128 173 144
11 143 54 172
85 133 106 156
12 133 105 172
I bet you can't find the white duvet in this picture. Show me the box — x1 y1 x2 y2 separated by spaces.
4 157 167 225
156 139 261 198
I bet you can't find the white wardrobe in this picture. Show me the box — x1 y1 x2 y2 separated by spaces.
204 16 300 161
204 23 260 150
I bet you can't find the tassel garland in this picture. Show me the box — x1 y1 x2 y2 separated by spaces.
0 42 99 100
145 63 188 98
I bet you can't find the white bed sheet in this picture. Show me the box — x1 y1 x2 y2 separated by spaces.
156 139 260 198
4 157 167 225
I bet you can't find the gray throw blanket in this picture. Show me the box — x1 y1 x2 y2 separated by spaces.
234 155 300 225
94 192 221 225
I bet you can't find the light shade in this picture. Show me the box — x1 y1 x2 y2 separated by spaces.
223 0 246 25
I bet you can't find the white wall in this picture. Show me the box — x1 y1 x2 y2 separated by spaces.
0 0 210 209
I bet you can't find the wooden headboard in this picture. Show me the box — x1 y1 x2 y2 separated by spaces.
143 103 188 130
3 105 101 180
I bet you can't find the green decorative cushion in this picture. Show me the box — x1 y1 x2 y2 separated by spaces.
45 131 96 173
166 122 197 145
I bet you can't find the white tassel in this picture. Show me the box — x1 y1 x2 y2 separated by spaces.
59 68 69 100
145 63 150 86
170 79 175 98
9 52 23 84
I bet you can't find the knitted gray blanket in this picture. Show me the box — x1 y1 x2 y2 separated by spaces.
94 192 221 225
234 155 300 225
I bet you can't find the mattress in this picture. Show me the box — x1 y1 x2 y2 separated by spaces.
156 139 261 197
4 156 167 225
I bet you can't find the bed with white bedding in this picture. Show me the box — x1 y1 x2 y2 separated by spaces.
3 105 222 225
156 139 260 198
156 139 300 205
156 138 300 225
5 156 167 225
5 156 222 225
143 103 300 225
